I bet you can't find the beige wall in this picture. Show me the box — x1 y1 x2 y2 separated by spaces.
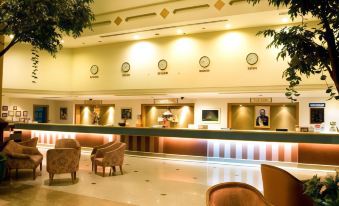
3 44 73 91
3 25 324 92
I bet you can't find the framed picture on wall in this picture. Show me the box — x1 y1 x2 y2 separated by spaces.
254 106 270 128
8 111 14 116
2 106 8 111
310 108 324 124
201 109 220 124
2 113 7 118
15 111 21 117
23 111 28 117
60 107 68 120
121 108 132 119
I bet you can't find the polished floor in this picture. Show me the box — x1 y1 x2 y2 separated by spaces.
0 151 335 206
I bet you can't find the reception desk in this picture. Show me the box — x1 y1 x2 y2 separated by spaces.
13 123 339 166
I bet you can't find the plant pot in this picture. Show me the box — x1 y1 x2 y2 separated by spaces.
0 158 7 181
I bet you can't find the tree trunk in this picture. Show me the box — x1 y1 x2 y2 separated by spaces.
0 35 3 108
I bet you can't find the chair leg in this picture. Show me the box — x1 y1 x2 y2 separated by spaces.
71 172 75 183
40 163 42 171
92 162 94 171
15 168 18 179
103 166 105 177
33 168 36 180
119 165 123 175
95 165 97 174
49 173 54 185
74 172 76 180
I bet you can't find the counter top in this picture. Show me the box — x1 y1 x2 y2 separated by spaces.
14 123 339 144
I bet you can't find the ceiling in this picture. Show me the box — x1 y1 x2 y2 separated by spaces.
60 0 316 48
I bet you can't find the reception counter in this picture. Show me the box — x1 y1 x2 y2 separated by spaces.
13 123 339 166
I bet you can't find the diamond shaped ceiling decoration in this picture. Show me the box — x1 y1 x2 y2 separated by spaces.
160 8 170 19
214 0 225 11
114 16 123 26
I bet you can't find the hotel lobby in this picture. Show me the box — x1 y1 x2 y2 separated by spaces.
0 0 338 206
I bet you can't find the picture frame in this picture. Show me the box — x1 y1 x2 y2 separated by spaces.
2 106 8 111
23 111 28 117
13 106 17 110
310 108 324 124
1 113 7 118
254 106 271 128
201 109 220 124
8 111 14 116
60 107 68 120
121 108 132 119
15 111 21 117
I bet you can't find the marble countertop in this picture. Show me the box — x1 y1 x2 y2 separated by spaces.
14 123 339 144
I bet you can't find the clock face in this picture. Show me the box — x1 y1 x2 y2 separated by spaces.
121 62 130 73
90 65 99 75
199 56 210 68
246 53 259 65
158 59 168 70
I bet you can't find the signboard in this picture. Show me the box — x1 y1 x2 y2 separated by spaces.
250 98 272 103
309 103 326 108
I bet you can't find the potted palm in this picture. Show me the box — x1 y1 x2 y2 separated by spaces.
304 173 339 206
0 152 7 181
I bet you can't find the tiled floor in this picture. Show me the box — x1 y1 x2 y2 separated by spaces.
0 152 336 206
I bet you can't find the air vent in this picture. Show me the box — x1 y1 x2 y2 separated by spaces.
125 12 157 22
100 19 228 38
173 4 210 14
229 0 246 5
92 20 111 27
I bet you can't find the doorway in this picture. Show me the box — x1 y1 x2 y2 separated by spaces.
33 105 49 123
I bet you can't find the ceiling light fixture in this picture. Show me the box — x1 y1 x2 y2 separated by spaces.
9 34 14 39
282 17 289 23
133 35 140 40
177 29 184 35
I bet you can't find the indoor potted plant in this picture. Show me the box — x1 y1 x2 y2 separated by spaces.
0 152 7 182
304 173 339 206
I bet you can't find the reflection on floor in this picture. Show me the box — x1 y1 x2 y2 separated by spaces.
0 152 335 206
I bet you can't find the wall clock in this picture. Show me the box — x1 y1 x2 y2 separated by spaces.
246 53 259 65
199 56 210 68
90 65 99 75
158 59 168 70
121 62 130 73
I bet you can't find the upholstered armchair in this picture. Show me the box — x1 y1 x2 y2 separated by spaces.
94 142 126 177
18 137 38 147
206 182 273 206
2 140 43 180
47 139 81 185
90 140 117 171
261 164 313 206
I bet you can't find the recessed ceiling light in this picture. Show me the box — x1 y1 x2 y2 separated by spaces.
82 42 86 45
202 27 206 30
176 29 184 35
155 33 160 36
9 34 14 39
98 40 102 43
225 24 231 29
133 35 140 40
282 17 289 23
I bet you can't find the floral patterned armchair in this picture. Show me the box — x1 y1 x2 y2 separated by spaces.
2 140 43 180
18 137 38 147
90 140 117 171
94 142 126 177
47 139 81 185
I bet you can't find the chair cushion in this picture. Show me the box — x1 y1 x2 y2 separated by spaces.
30 155 43 164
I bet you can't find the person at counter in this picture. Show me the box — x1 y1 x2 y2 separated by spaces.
256 109 269 127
